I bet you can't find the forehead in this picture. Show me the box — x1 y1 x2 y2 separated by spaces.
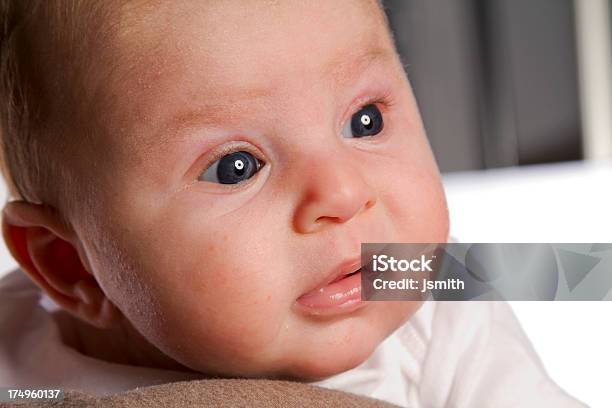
99 0 395 150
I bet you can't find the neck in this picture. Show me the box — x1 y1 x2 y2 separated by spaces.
52 310 200 374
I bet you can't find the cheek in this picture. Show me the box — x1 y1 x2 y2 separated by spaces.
389 168 449 241
100 205 296 373
377 128 449 242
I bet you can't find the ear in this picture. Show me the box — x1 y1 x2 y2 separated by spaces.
1 200 122 329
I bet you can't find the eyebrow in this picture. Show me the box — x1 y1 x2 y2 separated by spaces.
147 46 396 151
326 46 395 90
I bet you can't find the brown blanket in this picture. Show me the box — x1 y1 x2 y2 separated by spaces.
21 379 399 407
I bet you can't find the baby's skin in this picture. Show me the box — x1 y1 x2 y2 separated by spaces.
2 0 449 380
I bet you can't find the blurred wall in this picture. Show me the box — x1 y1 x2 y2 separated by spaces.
383 0 583 172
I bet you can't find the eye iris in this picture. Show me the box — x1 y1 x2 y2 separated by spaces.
217 151 258 184
351 104 383 137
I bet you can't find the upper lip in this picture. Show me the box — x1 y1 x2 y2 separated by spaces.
299 256 362 297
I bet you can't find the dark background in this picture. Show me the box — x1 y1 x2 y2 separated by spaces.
383 0 584 172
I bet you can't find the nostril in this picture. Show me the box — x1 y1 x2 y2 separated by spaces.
314 215 342 225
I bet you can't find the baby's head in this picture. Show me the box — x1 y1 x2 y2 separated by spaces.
0 0 448 380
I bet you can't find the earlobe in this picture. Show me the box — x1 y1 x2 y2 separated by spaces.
1 200 122 329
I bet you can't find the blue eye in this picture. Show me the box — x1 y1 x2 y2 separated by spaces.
342 104 384 138
199 151 263 184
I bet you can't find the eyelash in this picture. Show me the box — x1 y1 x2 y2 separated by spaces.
197 90 396 181
346 89 396 124
198 141 264 182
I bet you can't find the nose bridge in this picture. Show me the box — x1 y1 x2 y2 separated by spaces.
292 140 377 234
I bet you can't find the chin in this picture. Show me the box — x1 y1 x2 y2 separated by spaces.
281 302 417 381
283 330 389 381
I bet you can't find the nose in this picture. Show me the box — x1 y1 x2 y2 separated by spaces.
293 150 377 234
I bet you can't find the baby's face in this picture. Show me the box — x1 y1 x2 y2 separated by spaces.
71 0 448 379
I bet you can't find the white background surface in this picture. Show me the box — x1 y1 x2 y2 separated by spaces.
443 160 612 408
0 160 610 406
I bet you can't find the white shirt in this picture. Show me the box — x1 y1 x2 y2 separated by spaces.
314 300 586 407
0 269 586 407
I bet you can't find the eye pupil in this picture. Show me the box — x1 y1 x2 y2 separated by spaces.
360 114 372 127
348 104 383 138
199 150 262 184
217 152 257 184
234 159 245 173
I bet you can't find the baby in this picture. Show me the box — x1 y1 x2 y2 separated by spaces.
0 0 586 406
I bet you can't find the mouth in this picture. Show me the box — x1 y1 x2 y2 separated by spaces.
294 258 366 317
338 269 360 280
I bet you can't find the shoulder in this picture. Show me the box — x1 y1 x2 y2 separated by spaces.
0 268 199 395
0 269 58 386
0 268 52 333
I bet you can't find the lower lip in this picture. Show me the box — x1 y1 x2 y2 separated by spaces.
295 271 366 316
